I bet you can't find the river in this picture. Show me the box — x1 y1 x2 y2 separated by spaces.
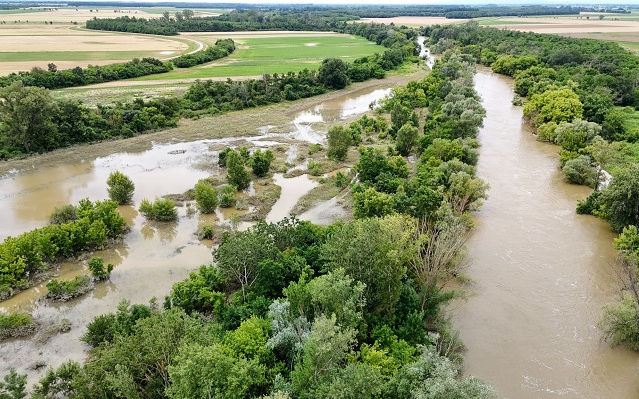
456 69 639 398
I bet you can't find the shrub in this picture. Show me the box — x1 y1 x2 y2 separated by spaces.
48 204 77 225
87 256 113 281
327 125 352 161
0 312 36 340
200 225 215 240
251 149 275 177
46 275 93 301
194 180 218 213
139 198 178 221
308 160 322 176
219 185 237 208
106 171 135 205
562 155 596 187
226 150 251 190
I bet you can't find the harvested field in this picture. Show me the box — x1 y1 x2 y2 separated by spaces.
481 16 639 34
0 24 191 75
0 7 155 23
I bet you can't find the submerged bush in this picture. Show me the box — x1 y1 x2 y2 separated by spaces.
194 180 218 214
48 204 77 225
88 256 114 281
139 198 178 221
219 185 237 208
107 171 135 205
46 275 93 301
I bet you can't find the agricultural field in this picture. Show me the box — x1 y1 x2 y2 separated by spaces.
0 6 214 75
128 32 386 81
477 12 639 52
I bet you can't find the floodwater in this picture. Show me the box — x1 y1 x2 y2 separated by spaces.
0 82 394 384
455 69 639 398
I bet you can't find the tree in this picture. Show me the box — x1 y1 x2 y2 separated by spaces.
554 119 601 152
384 346 496 399
523 88 583 127
251 149 275 177
106 170 135 204
194 180 218 213
166 342 266 399
321 215 416 314
182 9 194 19
599 163 639 232
0 81 58 153
213 230 278 302
0 369 26 399
318 58 349 90
291 315 355 395
446 171 489 213
327 126 352 161
226 150 251 190
395 123 419 156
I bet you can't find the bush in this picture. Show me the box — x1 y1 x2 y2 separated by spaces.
562 155 596 187
226 150 251 190
327 125 352 161
576 191 602 215
251 149 275 177
599 292 639 350
219 185 237 208
46 275 93 301
106 171 135 205
139 198 178 221
48 204 77 225
0 312 36 340
87 256 113 281
194 180 218 213
200 225 214 240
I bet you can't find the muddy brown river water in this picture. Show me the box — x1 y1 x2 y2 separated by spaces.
456 69 639 398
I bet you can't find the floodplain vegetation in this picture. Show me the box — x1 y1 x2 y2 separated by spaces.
0 20 496 398
427 22 639 351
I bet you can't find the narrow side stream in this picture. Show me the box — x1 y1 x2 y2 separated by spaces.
456 70 639 398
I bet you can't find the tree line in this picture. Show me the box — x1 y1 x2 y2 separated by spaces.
0 39 235 90
427 22 639 351
0 22 417 159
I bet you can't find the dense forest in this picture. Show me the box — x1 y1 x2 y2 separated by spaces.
0 50 495 399
0 39 236 90
426 22 639 350
0 22 417 159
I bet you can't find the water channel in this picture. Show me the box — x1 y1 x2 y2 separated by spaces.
456 69 639 398
0 82 396 384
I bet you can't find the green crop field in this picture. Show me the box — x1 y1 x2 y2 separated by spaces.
133 34 385 81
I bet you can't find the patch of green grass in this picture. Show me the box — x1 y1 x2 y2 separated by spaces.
54 83 192 106
135 35 385 80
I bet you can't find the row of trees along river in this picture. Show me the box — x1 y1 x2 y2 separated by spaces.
426 22 639 398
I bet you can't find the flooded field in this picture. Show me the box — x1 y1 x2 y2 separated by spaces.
0 78 405 384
